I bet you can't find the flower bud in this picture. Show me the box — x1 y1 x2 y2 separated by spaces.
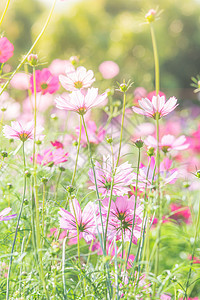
59 166 65 172
27 54 38 66
106 135 113 144
73 141 78 147
66 185 75 194
147 146 155 157
7 183 13 190
51 114 58 120
41 177 48 184
36 140 42 145
145 9 156 23
70 56 79 66
196 170 200 178
25 170 31 178
134 139 144 149
183 181 190 189
1 150 8 158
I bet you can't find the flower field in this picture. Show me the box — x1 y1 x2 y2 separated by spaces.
0 0 200 299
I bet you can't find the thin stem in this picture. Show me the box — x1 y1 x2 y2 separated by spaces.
6 142 26 300
81 115 112 299
62 237 67 299
150 23 161 297
70 198 80 265
81 115 104 245
42 182 46 237
184 198 200 300
32 66 49 299
0 0 57 96
125 147 141 270
0 0 10 27
71 116 82 186
104 92 127 248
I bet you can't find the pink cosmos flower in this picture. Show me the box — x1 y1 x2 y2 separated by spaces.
3 121 44 142
88 155 135 196
0 37 14 63
188 255 200 264
132 94 178 119
33 148 69 166
49 59 73 76
133 87 147 102
170 203 191 224
133 157 178 190
30 68 59 95
0 208 16 221
102 195 143 244
145 134 189 153
187 125 200 153
74 120 106 147
99 61 119 79
55 88 107 115
10 72 30 90
51 140 64 149
59 66 95 91
58 198 97 242
147 90 166 101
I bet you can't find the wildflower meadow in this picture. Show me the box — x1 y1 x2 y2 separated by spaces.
0 0 200 299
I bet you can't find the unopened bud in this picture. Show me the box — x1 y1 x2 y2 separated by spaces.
41 177 48 184
147 147 155 157
27 54 38 66
106 136 113 144
135 139 144 149
1 151 8 158
59 166 65 172
70 56 79 66
66 185 75 194
145 9 156 23
196 170 200 178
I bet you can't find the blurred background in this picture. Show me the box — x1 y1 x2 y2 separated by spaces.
1 0 200 101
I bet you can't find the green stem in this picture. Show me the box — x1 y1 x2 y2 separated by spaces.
42 182 46 237
71 115 82 186
6 142 26 300
81 115 104 245
32 66 49 299
150 23 161 297
184 198 200 300
0 0 57 96
81 115 112 299
104 92 127 248
0 0 10 26
62 237 67 298
70 197 80 265
125 147 141 271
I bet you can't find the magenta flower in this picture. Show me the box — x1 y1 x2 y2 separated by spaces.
55 88 107 115
88 155 135 196
102 196 143 244
58 198 97 242
74 120 106 147
132 94 178 119
3 121 44 142
99 61 119 79
0 208 16 222
170 203 191 224
30 68 59 95
33 148 69 166
145 134 189 153
51 140 64 149
0 37 14 63
59 66 95 91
